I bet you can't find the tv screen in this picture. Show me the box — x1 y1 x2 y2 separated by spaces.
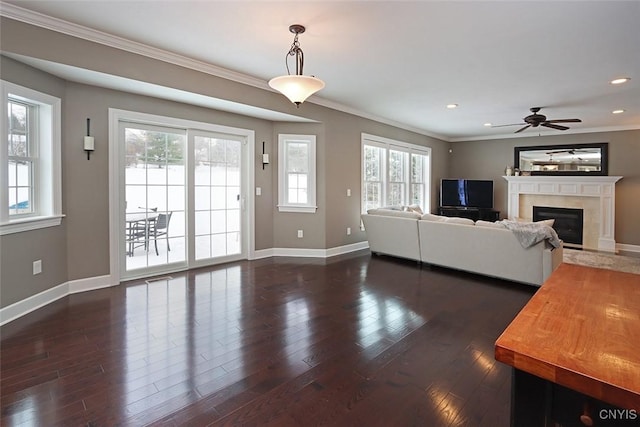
440 179 494 209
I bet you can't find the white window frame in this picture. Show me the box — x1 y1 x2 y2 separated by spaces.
277 134 317 213
361 133 431 214
1 81 62 235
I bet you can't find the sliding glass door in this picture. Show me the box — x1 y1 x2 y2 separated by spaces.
122 123 187 275
118 119 248 280
192 132 243 265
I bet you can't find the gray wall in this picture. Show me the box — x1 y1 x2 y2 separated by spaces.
449 130 640 245
0 57 69 308
0 17 448 309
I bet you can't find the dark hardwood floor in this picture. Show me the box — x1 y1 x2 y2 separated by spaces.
1 251 535 426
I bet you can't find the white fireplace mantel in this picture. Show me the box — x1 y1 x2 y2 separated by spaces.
503 175 623 251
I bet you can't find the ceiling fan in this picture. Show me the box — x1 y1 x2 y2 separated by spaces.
546 149 589 155
493 107 582 133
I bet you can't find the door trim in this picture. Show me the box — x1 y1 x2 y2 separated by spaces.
108 108 255 284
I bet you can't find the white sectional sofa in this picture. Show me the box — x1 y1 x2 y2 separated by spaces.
360 209 423 261
361 209 563 287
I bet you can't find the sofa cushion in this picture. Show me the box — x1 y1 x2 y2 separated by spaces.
367 209 422 219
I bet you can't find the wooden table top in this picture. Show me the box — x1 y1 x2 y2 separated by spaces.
495 263 640 410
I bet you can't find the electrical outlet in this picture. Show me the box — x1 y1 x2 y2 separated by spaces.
256 187 262 196
347 227 351 235
33 259 42 275
297 230 303 238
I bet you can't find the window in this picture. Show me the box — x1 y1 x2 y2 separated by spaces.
278 134 316 213
1 81 62 234
361 133 431 213
7 99 35 216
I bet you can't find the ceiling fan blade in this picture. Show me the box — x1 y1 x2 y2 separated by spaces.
546 119 582 123
492 123 526 128
541 123 569 131
515 125 531 133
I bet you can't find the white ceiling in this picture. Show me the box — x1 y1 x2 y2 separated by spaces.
2 0 639 141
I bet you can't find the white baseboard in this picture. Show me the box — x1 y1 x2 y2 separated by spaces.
325 241 370 257
0 281 68 326
252 241 369 259
0 274 117 326
273 247 328 258
250 248 275 260
68 274 116 294
2 242 371 326
617 243 640 254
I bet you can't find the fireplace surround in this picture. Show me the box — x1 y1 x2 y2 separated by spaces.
504 176 622 252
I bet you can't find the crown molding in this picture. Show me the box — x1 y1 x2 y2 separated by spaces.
0 1 269 90
310 96 447 141
0 2 450 142
9 2 628 144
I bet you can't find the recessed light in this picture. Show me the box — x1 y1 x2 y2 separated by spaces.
484 123 492 127
610 77 630 85
446 104 458 109
612 109 625 114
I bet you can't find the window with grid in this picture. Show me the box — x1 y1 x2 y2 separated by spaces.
278 134 316 213
410 153 427 208
361 133 431 213
362 144 384 213
1 81 62 234
7 99 36 216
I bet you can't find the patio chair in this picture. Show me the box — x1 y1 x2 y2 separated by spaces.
126 207 158 256
150 211 172 255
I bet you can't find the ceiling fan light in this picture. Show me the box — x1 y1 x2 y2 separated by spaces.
610 77 630 85
269 75 325 106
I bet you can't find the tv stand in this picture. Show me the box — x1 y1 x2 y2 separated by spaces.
438 207 500 222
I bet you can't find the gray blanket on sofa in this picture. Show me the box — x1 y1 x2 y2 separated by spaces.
499 220 562 249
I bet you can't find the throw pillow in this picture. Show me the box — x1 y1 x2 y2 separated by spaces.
405 204 424 214
421 213 447 222
510 217 555 227
443 217 475 226
380 205 404 211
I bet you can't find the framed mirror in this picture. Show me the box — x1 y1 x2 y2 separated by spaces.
514 142 608 176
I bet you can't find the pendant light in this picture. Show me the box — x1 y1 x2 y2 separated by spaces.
268 24 325 107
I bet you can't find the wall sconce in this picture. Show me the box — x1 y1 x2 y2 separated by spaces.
84 118 95 160
262 141 269 170
268 24 325 107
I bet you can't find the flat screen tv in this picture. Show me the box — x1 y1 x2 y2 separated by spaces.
440 179 494 209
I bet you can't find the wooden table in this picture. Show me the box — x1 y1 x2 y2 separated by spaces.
495 263 640 425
